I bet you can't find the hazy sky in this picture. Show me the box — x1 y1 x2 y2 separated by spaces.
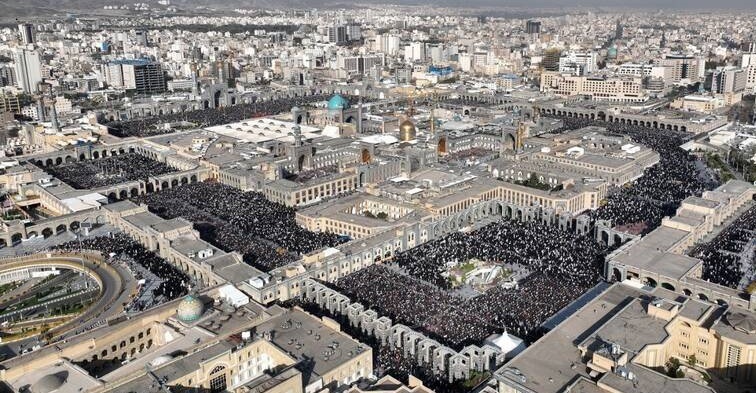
401 0 755 8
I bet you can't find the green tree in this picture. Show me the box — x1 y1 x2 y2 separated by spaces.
665 357 684 378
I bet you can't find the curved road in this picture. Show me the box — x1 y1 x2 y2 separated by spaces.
0 252 136 354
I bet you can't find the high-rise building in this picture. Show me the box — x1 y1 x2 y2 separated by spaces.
614 20 623 40
658 53 705 84
327 25 348 44
558 51 597 75
104 59 166 94
13 48 43 93
0 66 16 87
707 66 747 94
18 23 34 45
134 29 148 46
339 54 385 75
375 34 401 56
0 93 21 114
542 49 562 71
525 20 541 35
741 52 756 92
404 42 425 63
346 24 361 41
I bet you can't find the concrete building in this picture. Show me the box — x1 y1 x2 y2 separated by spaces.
708 66 746 93
13 48 43 93
558 51 597 76
104 59 166 94
658 54 706 85
540 72 646 102
17 23 34 45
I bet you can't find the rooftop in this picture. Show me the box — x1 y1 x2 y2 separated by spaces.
255 308 370 384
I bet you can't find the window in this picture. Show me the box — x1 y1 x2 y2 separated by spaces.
210 374 227 392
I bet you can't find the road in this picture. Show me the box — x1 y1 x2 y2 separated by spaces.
0 252 136 356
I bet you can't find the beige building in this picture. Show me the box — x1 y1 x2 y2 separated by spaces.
540 71 646 103
347 375 435 393
1 295 373 393
495 284 726 393
671 95 725 113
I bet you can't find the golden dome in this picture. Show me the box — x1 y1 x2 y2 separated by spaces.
399 119 417 142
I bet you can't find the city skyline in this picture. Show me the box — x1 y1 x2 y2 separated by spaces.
0 4 753 393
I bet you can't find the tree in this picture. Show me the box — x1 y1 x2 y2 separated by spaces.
665 357 684 378
376 212 388 220
688 354 697 367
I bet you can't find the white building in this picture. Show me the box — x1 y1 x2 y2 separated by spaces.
740 53 756 92
558 51 597 75
14 48 43 93
541 71 646 103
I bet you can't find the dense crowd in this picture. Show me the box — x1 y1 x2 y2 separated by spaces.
552 118 718 233
106 94 365 138
136 181 346 271
550 117 754 292
53 233 190 300
442 147 496 163
283 164 339 183
335 219 606 347
41 153 176 189
690 205 756 289
286 298 471 393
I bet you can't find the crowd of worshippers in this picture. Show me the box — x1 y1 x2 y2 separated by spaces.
690 205 756 289
375 346 461 393
548 117 718 234
52 233 190 301
39 153 176 189
440 98 496 108
334 219 606 347
135 181 346 271
283 164 339 183
441 147 496 163
281 298 462 393
106 94 367 138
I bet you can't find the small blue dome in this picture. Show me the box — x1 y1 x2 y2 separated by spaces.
327 94 350 111
177 295 204 323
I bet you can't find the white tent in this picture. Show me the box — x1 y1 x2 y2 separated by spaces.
484 332 526 358
218 284 249 307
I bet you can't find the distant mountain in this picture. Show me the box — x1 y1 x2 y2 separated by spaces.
0 0 752 18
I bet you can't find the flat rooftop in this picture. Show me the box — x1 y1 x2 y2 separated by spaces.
255 308 369 384
496 284 642 393
580 298 669 354
598 363 715 393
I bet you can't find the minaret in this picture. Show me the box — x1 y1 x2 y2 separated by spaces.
430 106 435 135
50 95 60 132
430 92 437 135
357 96 363 133
36 98 46 122
293 124 302 147
191 63 199 96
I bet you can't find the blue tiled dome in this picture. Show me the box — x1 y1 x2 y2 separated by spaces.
327 94 350 110
177 295 203 323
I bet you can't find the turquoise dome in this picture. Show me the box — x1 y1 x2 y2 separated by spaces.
327 94 350 110
177 295 204 323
